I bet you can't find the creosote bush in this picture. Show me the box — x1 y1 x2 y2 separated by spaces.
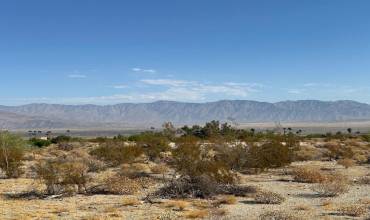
258 210 298 220
246 141 294 172
292 167 326 183
324 143 354 160
90 141 143 166
311 174 349 197
254 190 285 204
0 132 25 178
35 157 90 195
172 136 236 184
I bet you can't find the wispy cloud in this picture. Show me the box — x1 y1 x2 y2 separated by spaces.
140 78 262 100
67 70 87 78
132 67 156 73
140 79 191 87
68 74 87 78
6 78 262 104
287 89 304 94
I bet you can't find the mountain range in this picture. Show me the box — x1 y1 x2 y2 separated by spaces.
1 100 370 130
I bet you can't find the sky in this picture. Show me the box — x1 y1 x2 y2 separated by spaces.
1 0 370 105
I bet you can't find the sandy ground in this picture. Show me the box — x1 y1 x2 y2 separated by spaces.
1 160 369 220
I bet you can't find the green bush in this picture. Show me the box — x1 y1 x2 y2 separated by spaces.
51 135 72 144
0 132 26 178
90 141 143 166
246 141 293 172
29 138 52 148
172 136 236 184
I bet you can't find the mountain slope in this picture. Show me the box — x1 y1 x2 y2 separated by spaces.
1 100 370 129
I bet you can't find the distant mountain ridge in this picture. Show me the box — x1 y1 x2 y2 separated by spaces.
1 100 370 129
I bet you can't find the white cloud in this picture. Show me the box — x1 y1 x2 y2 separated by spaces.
112 85 128 89
141 79 192 87
68 74 87 78
132 68 142 72
132 67 156 73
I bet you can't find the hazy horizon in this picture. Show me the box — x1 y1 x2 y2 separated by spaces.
1 99 369 107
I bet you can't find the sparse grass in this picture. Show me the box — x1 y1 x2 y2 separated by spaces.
151 163 169 174
210 208 228 216
183 210 209 219
103 206 118 213
254 191 285 204
191 200 213 209
337 159 355 168
122 197 141 206
294 204 312 211
214 195 237 205
163 200 190 211
321 200 336 211
337 205 368 217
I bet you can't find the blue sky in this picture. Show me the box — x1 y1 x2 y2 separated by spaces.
1 0 370 105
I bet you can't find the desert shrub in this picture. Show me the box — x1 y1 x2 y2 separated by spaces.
361 134 370 142
337 159 355 168
35 158 90 195
156 175 219 199
292 167 327 183
128 132 170 161
155 175 253 199
357 176 370 185
216 184 258 196
246 141 294 172
51 135 72 144
172 136 236 184
254 191 285 204
90 141 143 166
258 210 298 220
217 144 249 171
29 138 51 148
293 146 322 161
311 175 349 197
57 142 74 151
151 163 169 180
0 132 25 178
337 205 368 217
119 163 151 178
324 143 354 160
86 158 106 173
91 174 154 195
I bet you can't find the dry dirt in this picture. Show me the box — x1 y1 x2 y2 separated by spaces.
0 143 369 220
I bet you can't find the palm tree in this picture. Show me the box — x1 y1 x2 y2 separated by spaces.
347 128 352 134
